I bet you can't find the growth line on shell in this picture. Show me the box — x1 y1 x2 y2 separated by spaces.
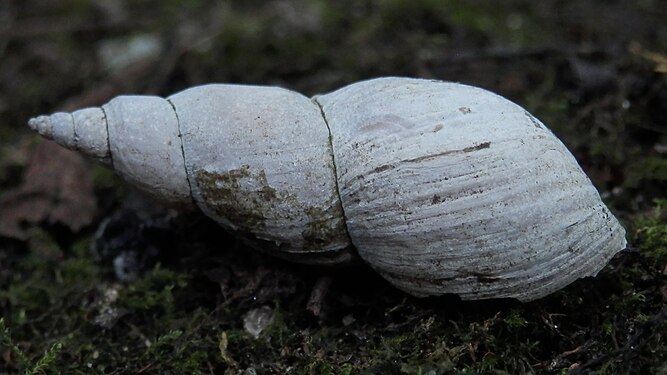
313 96 354 253
166 98 195 205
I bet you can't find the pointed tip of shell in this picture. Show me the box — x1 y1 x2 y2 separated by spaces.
28 108 111 164
28 115 54 139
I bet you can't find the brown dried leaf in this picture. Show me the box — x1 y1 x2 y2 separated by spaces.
0 139 97 239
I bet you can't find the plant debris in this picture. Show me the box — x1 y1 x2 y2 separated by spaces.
0 140 96 239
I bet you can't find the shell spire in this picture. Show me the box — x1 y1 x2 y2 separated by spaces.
29 96 194 209
28 108 111 164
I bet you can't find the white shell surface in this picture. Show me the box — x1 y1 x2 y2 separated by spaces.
72 107 111 164
28 108 111 164
50 112 76 149
316 77 626 301
169 84 352 264
104 96 192 208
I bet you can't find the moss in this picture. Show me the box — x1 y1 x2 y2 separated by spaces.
1 319 64 375
1 202 665 375
625 157 667 189
631 199 667 267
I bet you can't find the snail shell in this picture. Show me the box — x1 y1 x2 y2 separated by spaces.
28 77 626 301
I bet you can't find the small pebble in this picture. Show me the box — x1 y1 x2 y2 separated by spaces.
243 306 274 339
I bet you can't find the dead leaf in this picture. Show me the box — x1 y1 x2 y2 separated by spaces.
0 139 97 239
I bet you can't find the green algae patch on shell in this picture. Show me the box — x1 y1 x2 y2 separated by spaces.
195 166 353 264
195 166 277 231
302 206 347 249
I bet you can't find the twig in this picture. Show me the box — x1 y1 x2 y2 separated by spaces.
306 276 333 317
569 305 667 374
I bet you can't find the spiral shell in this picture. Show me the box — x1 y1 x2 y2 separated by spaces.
28 77 626 301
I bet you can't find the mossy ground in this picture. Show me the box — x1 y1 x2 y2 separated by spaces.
0 1 665 374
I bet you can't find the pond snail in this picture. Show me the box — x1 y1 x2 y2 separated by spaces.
28 77 626 301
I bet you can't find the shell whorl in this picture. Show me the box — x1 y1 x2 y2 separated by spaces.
317 78 627 301
29 108 111 164
29 97 192 208
27 77 627 301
